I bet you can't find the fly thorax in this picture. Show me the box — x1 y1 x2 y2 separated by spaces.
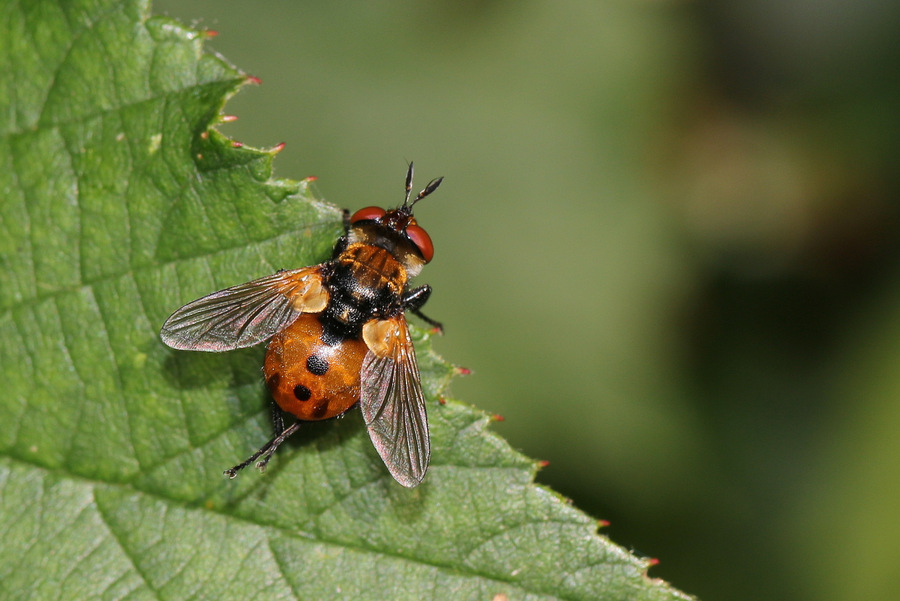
348 223 426 278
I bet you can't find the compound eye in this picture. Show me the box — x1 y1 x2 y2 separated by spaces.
350 206 386 223
406 224 434 263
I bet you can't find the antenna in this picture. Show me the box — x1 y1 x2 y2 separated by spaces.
411 176 443 207
402 161 443 209
403 162 414 207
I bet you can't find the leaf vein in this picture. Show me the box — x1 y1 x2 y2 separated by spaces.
93 485 164 601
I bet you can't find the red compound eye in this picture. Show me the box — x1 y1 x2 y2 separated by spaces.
406 224 434 263
350 206 386 223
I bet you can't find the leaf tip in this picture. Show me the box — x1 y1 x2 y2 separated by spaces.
220 114 239 123
490 413 505 422
245 75 263 85
271 142 287 154
643 557 664 577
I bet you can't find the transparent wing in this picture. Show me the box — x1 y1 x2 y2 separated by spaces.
360 316 430 487
160 267 326 351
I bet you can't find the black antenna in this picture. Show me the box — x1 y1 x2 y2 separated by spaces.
402 161 443 210
410 176 443 207
403 162 415 207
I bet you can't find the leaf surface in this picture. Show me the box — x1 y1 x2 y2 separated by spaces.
0 1 691 600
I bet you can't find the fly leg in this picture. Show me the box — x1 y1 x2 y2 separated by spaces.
330 210 353 259
402 285 443 333
270 400 285 436
224 405 301 478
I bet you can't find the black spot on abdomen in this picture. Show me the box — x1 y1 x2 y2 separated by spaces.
312 398 330 418
266 373 281 391
306 355 329 376
293 384 312 401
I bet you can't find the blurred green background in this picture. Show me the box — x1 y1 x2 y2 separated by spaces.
153 1 900 600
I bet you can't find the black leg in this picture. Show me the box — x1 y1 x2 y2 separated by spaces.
329 210 353 260
411 308 443 333
270 401 285 436
402 285 443 332
224 421 302 478
402 285 432 310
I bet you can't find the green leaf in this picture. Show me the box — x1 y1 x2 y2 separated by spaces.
0 1 691 600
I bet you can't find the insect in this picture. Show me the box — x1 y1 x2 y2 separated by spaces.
160 163 443 487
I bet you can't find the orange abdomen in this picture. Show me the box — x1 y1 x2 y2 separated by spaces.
264 313 367 421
